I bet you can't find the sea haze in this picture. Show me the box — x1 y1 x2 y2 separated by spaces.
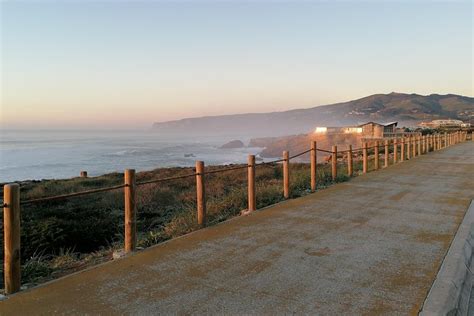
0 129 263 182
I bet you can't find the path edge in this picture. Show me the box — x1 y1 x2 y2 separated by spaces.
420 200 474 316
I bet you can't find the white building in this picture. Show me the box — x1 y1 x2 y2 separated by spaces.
419 119 468 128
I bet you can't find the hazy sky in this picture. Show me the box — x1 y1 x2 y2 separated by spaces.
1 0 472 129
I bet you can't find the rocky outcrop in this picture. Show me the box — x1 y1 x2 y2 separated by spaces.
220 140 245 149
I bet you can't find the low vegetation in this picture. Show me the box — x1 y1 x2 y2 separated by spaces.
0 160 363 291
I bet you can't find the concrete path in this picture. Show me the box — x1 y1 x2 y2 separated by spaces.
1 142 473 315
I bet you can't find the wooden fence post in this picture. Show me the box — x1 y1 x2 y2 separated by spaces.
393 139 398 164
4 184 21 295
384 140 389 168
374 140 380 170
407 137 411 159
348 145 353 177
374 141 379 170
124 169 137 253
401 138 405 162
362 142 368 173
283 151 290 198
310 142 317 192
421 135 425 154
247 155 256 212
195 161 207 227
417 136 421 156
80 171 88 178
331 146 337 180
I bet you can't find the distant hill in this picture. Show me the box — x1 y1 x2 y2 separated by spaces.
153 93 474 137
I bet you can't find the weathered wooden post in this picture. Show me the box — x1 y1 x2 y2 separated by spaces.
348 145 353 177
80 171 88 178
412 136 416 157
3 184 21 295
393 139 398 164
283 151 290 198
362 142 368 173
331 146 337 181
417 136 421 156
401 138 405 162
374 141 380 170
195 161 207 227
124 169 137 252
407 136 411 159
247 155 256 212
310 141 317 192
384 140 389 168
444 132 448 148
421 136 425 154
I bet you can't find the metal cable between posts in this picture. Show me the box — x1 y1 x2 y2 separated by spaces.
20 183 127 206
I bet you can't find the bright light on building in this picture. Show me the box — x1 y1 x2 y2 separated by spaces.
314 127 327 133
343 127 362 134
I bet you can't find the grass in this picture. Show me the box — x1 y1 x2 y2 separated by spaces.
0 160 371 292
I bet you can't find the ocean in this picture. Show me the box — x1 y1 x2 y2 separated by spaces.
0 129 264 183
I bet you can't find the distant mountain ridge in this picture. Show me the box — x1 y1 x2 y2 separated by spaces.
153 93 474 137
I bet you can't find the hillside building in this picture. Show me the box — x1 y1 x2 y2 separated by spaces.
419 119 470 129
314 121 399 138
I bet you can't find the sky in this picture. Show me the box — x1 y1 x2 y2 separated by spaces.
0 0 472 129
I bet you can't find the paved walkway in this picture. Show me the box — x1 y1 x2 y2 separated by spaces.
1 142 473 315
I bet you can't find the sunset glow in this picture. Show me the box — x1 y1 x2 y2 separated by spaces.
1 1 472 129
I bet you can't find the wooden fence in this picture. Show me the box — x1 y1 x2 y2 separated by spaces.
2 131 471 294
